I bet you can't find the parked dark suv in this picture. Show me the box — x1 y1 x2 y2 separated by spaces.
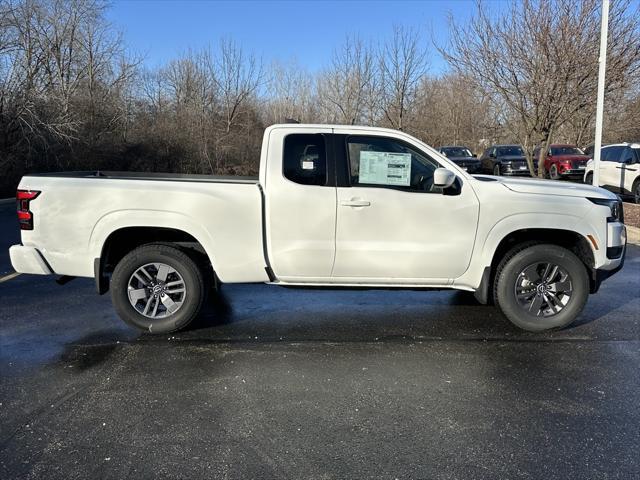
480 145 531 176
437 146 481 173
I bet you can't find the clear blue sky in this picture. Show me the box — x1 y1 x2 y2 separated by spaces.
107 0 505 74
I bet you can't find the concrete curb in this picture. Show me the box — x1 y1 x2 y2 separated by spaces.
627 225 640 246
0 198 14 204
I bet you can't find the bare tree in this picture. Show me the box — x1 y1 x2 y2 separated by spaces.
440 0 640 176
379 26 429 131
317 35 376 125
265 59 315 124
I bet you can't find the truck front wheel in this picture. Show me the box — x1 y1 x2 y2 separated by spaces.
494 244 589 331
110 244 206 334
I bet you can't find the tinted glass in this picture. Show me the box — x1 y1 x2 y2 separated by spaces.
348 136 442 193
283 134 327 186
602 146 624 163
497 146 524 156
441 147 473 158
550 146 584 155
621 147 635 163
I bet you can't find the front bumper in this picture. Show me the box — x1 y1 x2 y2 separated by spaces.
500 163 535 176
502 168 533 176
9 245 53 275
560 168 587 177
590 224 626 292
591 251 625 293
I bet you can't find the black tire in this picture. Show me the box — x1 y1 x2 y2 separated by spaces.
584 172 593 185
493 164 501 176
549 164 560 180
110 244 207 334
494 243 589 332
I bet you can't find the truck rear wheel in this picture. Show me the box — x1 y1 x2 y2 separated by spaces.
110 244 206 334
494 243 589 331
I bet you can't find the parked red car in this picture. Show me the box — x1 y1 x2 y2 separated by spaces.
534 144 589 180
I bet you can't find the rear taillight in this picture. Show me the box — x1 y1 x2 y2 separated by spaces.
16 190 40 230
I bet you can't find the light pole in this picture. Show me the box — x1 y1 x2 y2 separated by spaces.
592 0 609 187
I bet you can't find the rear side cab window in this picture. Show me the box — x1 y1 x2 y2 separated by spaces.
283 134 328 186
346 135 443 193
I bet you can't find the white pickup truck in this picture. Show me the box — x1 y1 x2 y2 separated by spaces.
10 124 627 333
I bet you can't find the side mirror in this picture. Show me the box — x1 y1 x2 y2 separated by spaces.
489 152 496 158
434 168 456 189
472 153 477 158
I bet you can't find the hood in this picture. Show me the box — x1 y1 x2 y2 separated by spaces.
553 154 589 163
498 155 526 163
449 156 480 163
488 176 617 199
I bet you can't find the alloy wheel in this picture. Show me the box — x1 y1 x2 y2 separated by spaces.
514 262 573 317
127 262 186 318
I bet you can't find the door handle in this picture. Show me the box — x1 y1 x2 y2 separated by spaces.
340 199 371 207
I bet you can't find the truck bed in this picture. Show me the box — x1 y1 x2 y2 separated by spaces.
17 171 268 283
26 171 259 184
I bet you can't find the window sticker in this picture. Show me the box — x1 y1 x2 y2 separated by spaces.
302 161 315 170
359 151 411 186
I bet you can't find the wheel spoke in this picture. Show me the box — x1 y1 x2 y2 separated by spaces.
528 294 544 316
165 280 184 288
548 279 571 293
140 266 154 282
544 265 559 283
128 288 147 303
142 296 154 316
521 264 542 283
165 287 185 294
540 263 552 282
545 293 561 314
516 290 535 300
160 294 180 314
133 273 149 286
151 296 160 317
157 264 172 282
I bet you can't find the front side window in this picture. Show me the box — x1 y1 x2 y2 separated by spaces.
283 134 327 186
347 136 442 193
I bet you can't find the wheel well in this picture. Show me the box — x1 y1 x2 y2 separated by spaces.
96 227 209 294
491 229 595 271
477 228 596 304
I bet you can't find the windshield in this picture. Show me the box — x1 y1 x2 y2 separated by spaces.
550 146 584 156
441 147 473 158
497 146 524 156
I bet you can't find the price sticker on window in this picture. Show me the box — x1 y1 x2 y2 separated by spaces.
359 151 411 186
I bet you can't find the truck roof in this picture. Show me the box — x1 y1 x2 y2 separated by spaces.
267 123 412 137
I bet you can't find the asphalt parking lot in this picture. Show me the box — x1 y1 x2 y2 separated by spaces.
1 202 639 479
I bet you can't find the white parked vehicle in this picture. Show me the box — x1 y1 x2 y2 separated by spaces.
10 124 627 333
584 143 640 203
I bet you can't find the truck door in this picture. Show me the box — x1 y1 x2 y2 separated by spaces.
264 127 337 280
332 133 480 283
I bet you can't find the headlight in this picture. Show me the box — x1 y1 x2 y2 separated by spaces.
588 197 624 223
